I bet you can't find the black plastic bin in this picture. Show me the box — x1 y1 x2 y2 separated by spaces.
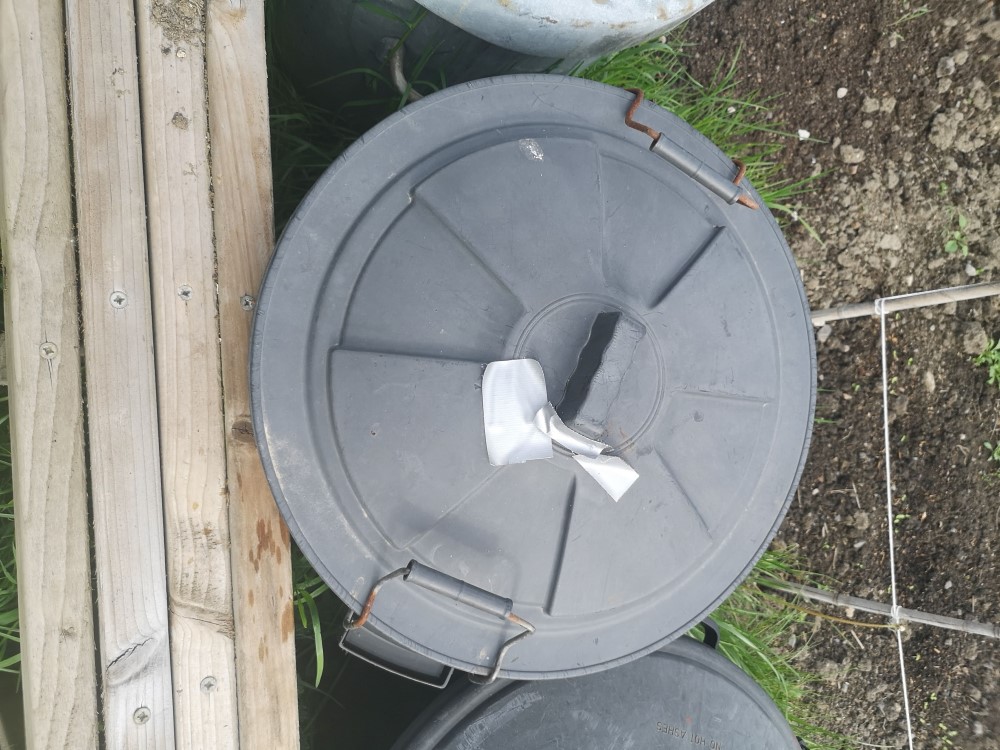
393 623 805 750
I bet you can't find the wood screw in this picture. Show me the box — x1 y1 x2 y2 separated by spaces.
240 295 255 311
133 706 150 724
177 285 193 301
200 676 218 693
39 342 58 360
110 291 128 309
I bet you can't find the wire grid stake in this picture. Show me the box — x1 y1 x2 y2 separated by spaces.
803 282 1000 747
875 294 916 750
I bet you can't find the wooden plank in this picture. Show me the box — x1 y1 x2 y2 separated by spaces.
206 1 301 746
0 0 100 747
133 3 240 747
64 0 176 746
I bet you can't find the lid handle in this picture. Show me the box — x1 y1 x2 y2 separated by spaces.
344 560 535 685
624 87 759 210
405 560 514 619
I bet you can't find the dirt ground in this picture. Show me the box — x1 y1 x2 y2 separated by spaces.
686 1 1000 748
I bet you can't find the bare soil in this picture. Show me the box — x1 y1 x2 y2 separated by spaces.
686 1 1000 747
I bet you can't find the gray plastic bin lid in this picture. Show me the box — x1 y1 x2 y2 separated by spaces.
420 0 714 59
252 75 816 680
392 634 802 750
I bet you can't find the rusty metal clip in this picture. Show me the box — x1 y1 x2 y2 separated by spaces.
344 560 535 685
623 88 758 210
343 566 408 631
624 87 662 140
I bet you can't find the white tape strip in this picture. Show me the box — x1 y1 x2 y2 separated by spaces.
482 359 639 501
572 454 639 502
482 359 553 465
533 403 605 458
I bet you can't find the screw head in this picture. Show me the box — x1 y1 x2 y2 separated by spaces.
177 285 193 301
110 291 128 309
240 295 255 311
133 706 150 724
200 675 218 693
39 342 58 360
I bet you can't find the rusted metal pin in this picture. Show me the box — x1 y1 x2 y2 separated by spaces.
344 566 408 631
506 611 536 633
623 88 661 140
730 159 759 210
731 158 748 186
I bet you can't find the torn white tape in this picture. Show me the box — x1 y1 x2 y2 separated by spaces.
482 359 553 465
482 359 639 501
533 403 605 458
572 454 639 502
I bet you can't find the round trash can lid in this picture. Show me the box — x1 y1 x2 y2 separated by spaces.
418 0 715 59
392 634 802 749
252 75 815 680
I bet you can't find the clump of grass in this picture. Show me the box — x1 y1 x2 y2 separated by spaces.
268 67 359 233
0 390 19 674
973 338 1000 387
708 548 852 749
974 339 1000 472
943 212 970 257
892 3 931 26
983 441 1000 467
292 551 331 689
577 38 822 238
265 0 364 232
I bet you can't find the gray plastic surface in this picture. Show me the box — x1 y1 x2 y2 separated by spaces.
650 135 743 204
421 0 714 59
406 561 514 619
252 75 816 680
391 635 801 749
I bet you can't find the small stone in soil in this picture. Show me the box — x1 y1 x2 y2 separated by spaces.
878 233 902 250
836 86 848 99
961 321 988 355
936 56 956 77
797 128 810 140
840 145 866 164
929 110 963 150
